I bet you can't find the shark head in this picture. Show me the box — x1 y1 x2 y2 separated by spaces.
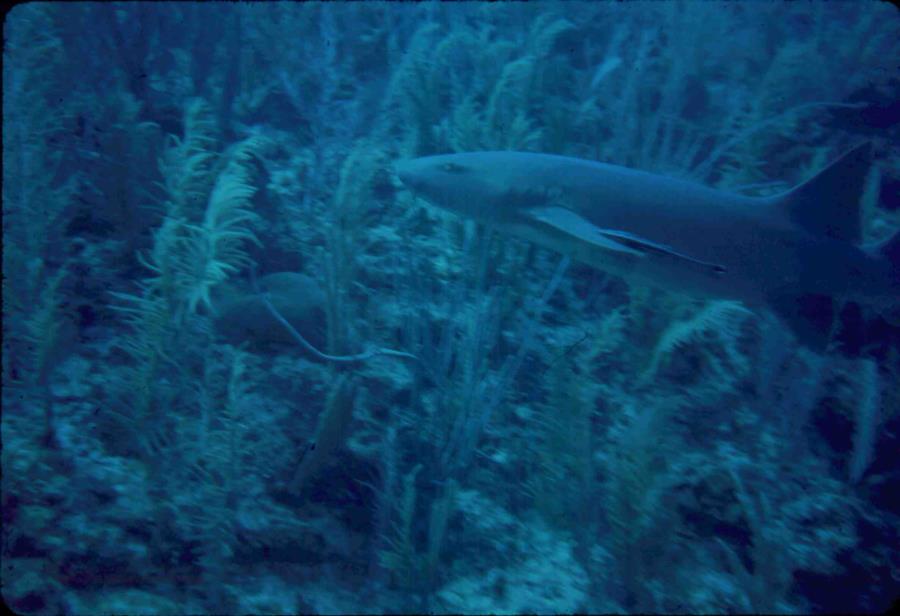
395 152 549 223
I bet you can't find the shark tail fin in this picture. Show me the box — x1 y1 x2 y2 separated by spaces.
776 142 872 244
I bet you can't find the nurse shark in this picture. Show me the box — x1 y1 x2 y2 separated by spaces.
396 144 899 350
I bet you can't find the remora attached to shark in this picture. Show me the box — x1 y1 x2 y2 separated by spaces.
395 144 900 350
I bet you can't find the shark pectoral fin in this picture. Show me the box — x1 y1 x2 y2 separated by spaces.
595 229 728 277
529 207 645 257
768 291 836 352
529 207 727 276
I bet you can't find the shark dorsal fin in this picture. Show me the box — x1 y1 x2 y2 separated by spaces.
775 142 872 244
768 291 836 352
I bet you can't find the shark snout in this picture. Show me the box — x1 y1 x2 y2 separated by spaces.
394 160 421 191
394 161 414 188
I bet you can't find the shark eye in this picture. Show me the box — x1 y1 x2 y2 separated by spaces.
441 162 466 174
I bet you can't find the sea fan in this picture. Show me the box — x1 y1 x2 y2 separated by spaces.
175 154 262 315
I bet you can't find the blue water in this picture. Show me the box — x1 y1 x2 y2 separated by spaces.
2 2 898 614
